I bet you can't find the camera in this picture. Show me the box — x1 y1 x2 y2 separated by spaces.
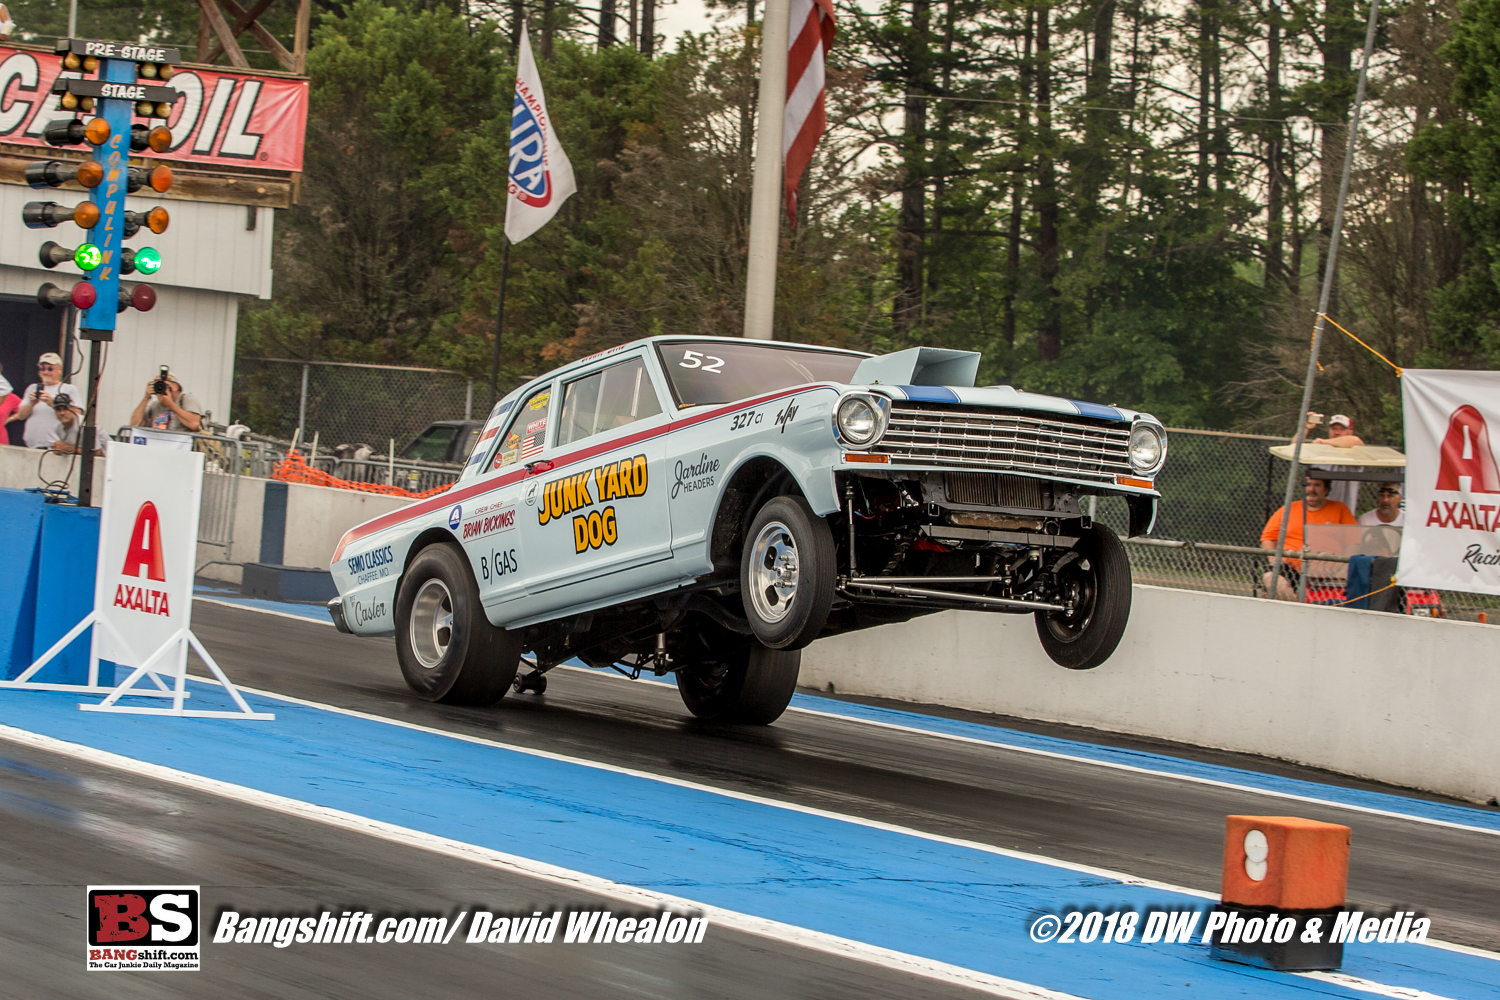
153 365 170 395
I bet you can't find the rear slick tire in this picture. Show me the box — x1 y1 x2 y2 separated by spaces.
1034 523 1132 670
395 544 521 705
676 642 801 725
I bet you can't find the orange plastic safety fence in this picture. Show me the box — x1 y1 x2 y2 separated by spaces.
270 450 454 500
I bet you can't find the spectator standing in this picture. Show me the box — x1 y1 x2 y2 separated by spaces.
1305 412 1364 511
129 370 204 433
14 353 84 449
1358 483 1405 527
1260 476 1358 600
0 362 19 446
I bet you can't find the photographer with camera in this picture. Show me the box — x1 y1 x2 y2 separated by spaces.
14 353 84 449
129 366 204 434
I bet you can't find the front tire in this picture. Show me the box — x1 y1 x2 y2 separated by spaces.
395 544 521 705
676 637 801 725
1035 523 1132 670
739 495 836 650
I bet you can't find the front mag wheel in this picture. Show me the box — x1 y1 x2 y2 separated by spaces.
676 638 802 725
1034 523 1132 670
739 495 836 650
395 544 521 705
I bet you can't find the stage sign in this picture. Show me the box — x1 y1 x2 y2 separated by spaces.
0 46 307 172
1398 369 1500 595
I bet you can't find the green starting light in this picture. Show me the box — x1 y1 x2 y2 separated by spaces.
73 243 102 271
134 246 162 275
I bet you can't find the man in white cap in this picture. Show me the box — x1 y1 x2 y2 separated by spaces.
14 352 84 449
1305 411 1365 512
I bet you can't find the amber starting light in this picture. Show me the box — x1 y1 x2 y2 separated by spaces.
76 161 105 188
146 206 170 234
148 164 173 193
148 125 172 153
73 202 101 228
84 118 112 145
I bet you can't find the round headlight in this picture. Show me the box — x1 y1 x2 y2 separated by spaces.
1129 424 1164 474
836 396 880 446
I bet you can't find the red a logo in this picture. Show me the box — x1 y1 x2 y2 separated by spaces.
93 894 149 942
121 501 167 581
1436 405 1500 493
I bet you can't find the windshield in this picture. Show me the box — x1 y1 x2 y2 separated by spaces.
656 341 866 406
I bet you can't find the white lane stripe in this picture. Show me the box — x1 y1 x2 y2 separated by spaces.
1296 971 1458 999
191 674 1220 901
562 664 1500 841
194 596 333 627
0 724 1083 1000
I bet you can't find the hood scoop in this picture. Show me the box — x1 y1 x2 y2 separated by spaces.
851 346 980 388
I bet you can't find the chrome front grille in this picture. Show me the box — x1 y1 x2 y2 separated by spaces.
876 404 1132 483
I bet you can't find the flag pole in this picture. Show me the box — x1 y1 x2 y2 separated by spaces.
490 238 510 408
1267 0 1379 599
742 0 790 341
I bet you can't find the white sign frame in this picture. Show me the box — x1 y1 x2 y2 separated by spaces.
0 443 271 720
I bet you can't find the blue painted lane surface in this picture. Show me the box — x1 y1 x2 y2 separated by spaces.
0 686 1494 999
778 693 1500 835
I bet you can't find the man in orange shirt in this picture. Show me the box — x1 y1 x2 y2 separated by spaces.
1260 476 1358 600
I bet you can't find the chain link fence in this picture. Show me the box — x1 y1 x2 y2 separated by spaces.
1097 427 1500 623
232 359 476 458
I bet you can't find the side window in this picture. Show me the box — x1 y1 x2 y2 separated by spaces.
557 357 663 447
492 385 554 470
401 425 457 463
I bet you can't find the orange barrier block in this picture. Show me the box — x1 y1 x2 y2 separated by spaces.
1221 815 1350 910
270 450 453 501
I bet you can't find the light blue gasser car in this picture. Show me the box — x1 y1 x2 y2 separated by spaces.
328 336 1166 724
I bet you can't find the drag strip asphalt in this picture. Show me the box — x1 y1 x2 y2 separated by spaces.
183 599 1500 954
0 735 994 1000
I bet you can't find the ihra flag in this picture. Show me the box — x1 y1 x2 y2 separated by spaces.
1398 369 1500 594
505 24 576 244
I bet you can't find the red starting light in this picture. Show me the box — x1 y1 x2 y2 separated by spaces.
70 281 98 309
131 284 157 312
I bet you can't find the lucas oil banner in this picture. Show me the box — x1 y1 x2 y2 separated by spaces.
0 45 307 172
1398 369 1500 595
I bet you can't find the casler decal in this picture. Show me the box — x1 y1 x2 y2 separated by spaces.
347 597 387 627
573 507 618 553
538 454 648 526
672 453 720 499
774 398 800 434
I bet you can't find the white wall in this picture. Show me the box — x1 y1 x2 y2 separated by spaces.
803 587 1500 805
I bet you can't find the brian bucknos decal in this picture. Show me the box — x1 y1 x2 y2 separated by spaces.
462 501 518 542
88 886 200 971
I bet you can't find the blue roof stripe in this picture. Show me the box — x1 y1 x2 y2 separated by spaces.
897 385 961 403
1070 399 1124 421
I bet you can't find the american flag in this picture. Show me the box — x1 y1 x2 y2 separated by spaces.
783 0 837 224
521 419 547 460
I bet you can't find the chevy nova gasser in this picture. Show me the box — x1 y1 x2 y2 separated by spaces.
328 336 1165 724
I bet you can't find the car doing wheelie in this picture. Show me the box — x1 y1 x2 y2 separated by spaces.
328 337 1166 725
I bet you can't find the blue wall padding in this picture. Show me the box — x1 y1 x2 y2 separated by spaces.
31 503 100 685
0 490 45 679
260 480 288 565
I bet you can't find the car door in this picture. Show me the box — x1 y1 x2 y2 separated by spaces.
519 354 675 615
460 384 555 613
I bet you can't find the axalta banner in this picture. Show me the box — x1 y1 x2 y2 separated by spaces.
95 443 204 667
1398 368 1500 594
0 46 307 172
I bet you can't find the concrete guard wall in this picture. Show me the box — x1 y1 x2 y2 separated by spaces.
0 444 410 583
803 586 1500 805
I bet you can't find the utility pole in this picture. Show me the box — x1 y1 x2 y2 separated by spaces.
742 0 789 340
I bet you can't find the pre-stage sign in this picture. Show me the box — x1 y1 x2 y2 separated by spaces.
0 45 307 171
1398 369 1500 594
